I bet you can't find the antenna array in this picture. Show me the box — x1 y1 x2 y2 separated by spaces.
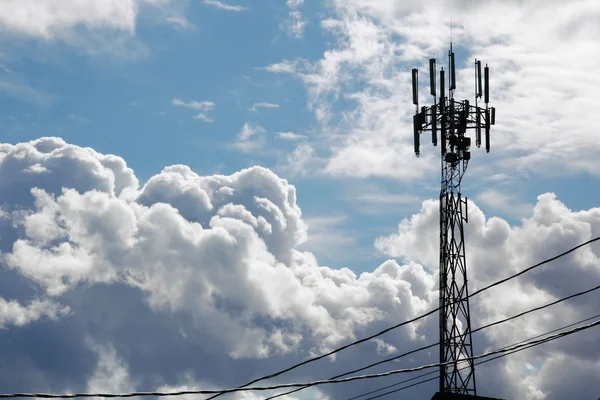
410 44 496 396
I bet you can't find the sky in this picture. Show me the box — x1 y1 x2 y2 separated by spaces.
0 0 599 399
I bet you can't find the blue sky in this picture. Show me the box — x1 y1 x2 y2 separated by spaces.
0 1 599 399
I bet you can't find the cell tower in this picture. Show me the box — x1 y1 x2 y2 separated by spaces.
411 44 496 397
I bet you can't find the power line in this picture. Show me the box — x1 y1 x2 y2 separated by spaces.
469 236 600 298
471 283 600 334
364 375 437 400
205 305 441 400
215 236 600 400
264 270 600 399
355 285 600 399
348 370 437 400
2 318 599 399
264 344 439 400
364 375 438 400
356 313 600 400
349 312 600 400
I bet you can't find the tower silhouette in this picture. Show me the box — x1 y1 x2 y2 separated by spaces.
411 43 496 396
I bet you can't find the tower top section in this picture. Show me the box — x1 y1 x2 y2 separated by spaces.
411 44 496 159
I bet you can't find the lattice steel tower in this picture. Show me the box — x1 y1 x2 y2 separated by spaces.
411 44 496 396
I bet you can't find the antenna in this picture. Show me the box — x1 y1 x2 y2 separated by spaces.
412 68 419 106
484 64 489 104
440 68 446 154
450 98 455 149
450 46 456 90
476 60 482 98
476 107 481 147
440 68 446 103
485 109 491 152
432 103 438 146
429 58 437 97
490 107 496 125
414 114 421 156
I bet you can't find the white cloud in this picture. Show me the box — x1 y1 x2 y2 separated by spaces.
0 137 599 399
172 98 215 111
283 0 307 39
86 343 136 393
166 16 194 31
282 0 307 40
0 137 435 385
172 98 216 123
476 188 534 219
232 123 267 153
268 0 600 181
276 132 307 141
273 11 439 181
193 113 213 123
284 10 307 38
0 0 189 55
251 102 280 112
275 143 319 177
286 0 304 7
0 297 70 328
373 338 397 356
375 191 600 398
261 60 298 74
0 0 138 39
203 0 248 12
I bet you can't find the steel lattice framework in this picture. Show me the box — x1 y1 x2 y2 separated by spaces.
411 44 496 396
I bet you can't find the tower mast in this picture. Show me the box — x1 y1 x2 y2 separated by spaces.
411 44 496 395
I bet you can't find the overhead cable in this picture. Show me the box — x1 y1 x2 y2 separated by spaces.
471 283 600 334
264 254 600 399
263 343 439 400
352 313 600 400
218 235 600 400
2 318 599 399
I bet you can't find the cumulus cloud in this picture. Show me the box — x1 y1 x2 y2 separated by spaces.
0 137 598 399
376 193 600 399
0 137 441 398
